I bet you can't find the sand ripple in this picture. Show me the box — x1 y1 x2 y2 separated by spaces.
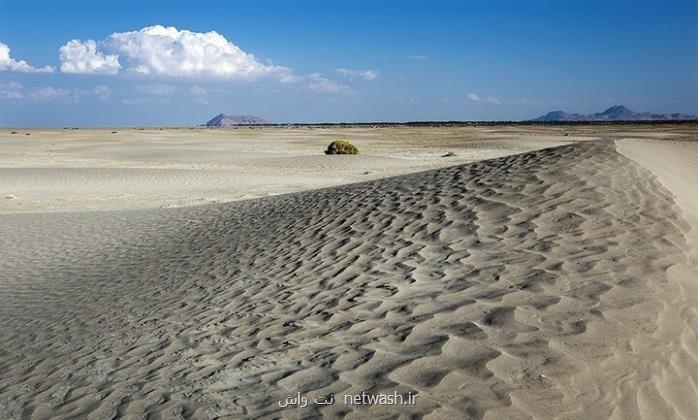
1 141 696 419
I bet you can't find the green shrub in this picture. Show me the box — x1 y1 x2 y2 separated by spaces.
325 140 359 155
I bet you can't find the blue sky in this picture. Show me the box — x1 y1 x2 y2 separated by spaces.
1 0 696 125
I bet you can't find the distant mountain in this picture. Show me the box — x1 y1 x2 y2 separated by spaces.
531 105 696 122
205 114 268 126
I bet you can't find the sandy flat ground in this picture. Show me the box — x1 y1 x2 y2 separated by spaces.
0 125 697 419
0 126 586 213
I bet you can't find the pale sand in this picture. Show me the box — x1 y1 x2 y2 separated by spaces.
0 125 697 419
0 126 580 213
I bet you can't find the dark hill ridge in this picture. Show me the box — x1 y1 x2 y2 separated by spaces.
205 114 268 126
531 105 696 122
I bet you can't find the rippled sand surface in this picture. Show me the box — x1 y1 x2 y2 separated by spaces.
1 126 697 419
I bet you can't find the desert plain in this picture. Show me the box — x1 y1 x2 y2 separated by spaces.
0 124 697 419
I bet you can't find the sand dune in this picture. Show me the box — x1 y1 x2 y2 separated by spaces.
1 137 696 419
616 138 698 227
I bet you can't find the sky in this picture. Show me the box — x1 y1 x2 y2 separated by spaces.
0 0 696 126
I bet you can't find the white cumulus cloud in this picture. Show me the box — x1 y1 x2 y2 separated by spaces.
336 68 379 81
0 42 54 73
56 25 350 94
59 25 294 81
108 25 294 79
59 39 121 74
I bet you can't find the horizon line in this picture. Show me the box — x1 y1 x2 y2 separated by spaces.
3 120 697 129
